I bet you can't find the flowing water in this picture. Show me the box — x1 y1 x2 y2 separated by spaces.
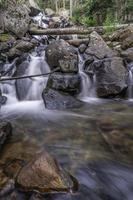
128 63 133 101
78 53 99 103
0 48 133 199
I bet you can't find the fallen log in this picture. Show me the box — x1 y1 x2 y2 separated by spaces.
29 24 133 36
29 27 104 35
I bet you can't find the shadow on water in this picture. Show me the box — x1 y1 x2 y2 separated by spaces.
0 99 133 200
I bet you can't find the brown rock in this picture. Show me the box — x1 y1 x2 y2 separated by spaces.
16 152 74 193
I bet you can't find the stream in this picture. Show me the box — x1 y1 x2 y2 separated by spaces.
0 46 133 199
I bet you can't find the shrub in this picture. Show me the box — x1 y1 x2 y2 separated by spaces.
103 13 117 35
81 17 96 27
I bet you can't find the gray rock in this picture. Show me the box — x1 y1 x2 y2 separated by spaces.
121 48 133 62
0 122 12 151
121 35 133 50
85 31 116 59
7 40 35 60
79 43 87 54
93 57 128 97
45 40 78 73
3 4 30 38
0 96 7 106
110 26 133 42
47 72 81 94
42 88 82 110
0 42 10 53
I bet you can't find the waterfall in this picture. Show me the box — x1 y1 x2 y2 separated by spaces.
25 55 50 100
0 52 50 113
128 63 133 100
78 53 97 102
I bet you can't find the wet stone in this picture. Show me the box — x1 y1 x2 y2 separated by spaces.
0 122 12 151
15 151 76 194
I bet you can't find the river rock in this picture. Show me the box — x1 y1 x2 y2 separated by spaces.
42 88 82 110
3 4 30 38
85 31 116 60
7 40 35 60
93 57 128 97
0 122 12 151
45 40 78 73
110 26 133 42
16 151 74 193
121 48 133 62
47 72 81 95
79 44 87 54
121 35 133 50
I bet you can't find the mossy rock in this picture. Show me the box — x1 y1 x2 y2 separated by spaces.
0 33 15 42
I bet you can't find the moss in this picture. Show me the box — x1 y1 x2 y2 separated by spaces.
0 33 12 42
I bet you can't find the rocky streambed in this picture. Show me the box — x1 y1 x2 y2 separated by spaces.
0 0 133 199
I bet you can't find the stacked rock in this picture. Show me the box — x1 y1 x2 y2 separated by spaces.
42 40 82 110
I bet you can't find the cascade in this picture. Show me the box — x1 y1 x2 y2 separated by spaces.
128 63 133 100
78 53 97 102
0 52 50 108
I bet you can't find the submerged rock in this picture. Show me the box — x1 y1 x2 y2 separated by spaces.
93 57 128 97
16 152 76 193
45 40 78 73
0 122 12 151
42 88 82 110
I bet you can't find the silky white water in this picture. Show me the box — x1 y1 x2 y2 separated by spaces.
78 53 99 103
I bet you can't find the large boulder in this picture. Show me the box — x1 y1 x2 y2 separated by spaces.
47 73 81 95
0 122 12 151
93 57 128 97
42 88 82 110
3 4 30 38
85 31 116 60
45 40 78 73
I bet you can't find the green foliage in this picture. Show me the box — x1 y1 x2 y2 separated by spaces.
81 17 96 27
0 0 7 8
103 13 117 35
72 6 84 25
72 5 96 27
84 0 113 16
